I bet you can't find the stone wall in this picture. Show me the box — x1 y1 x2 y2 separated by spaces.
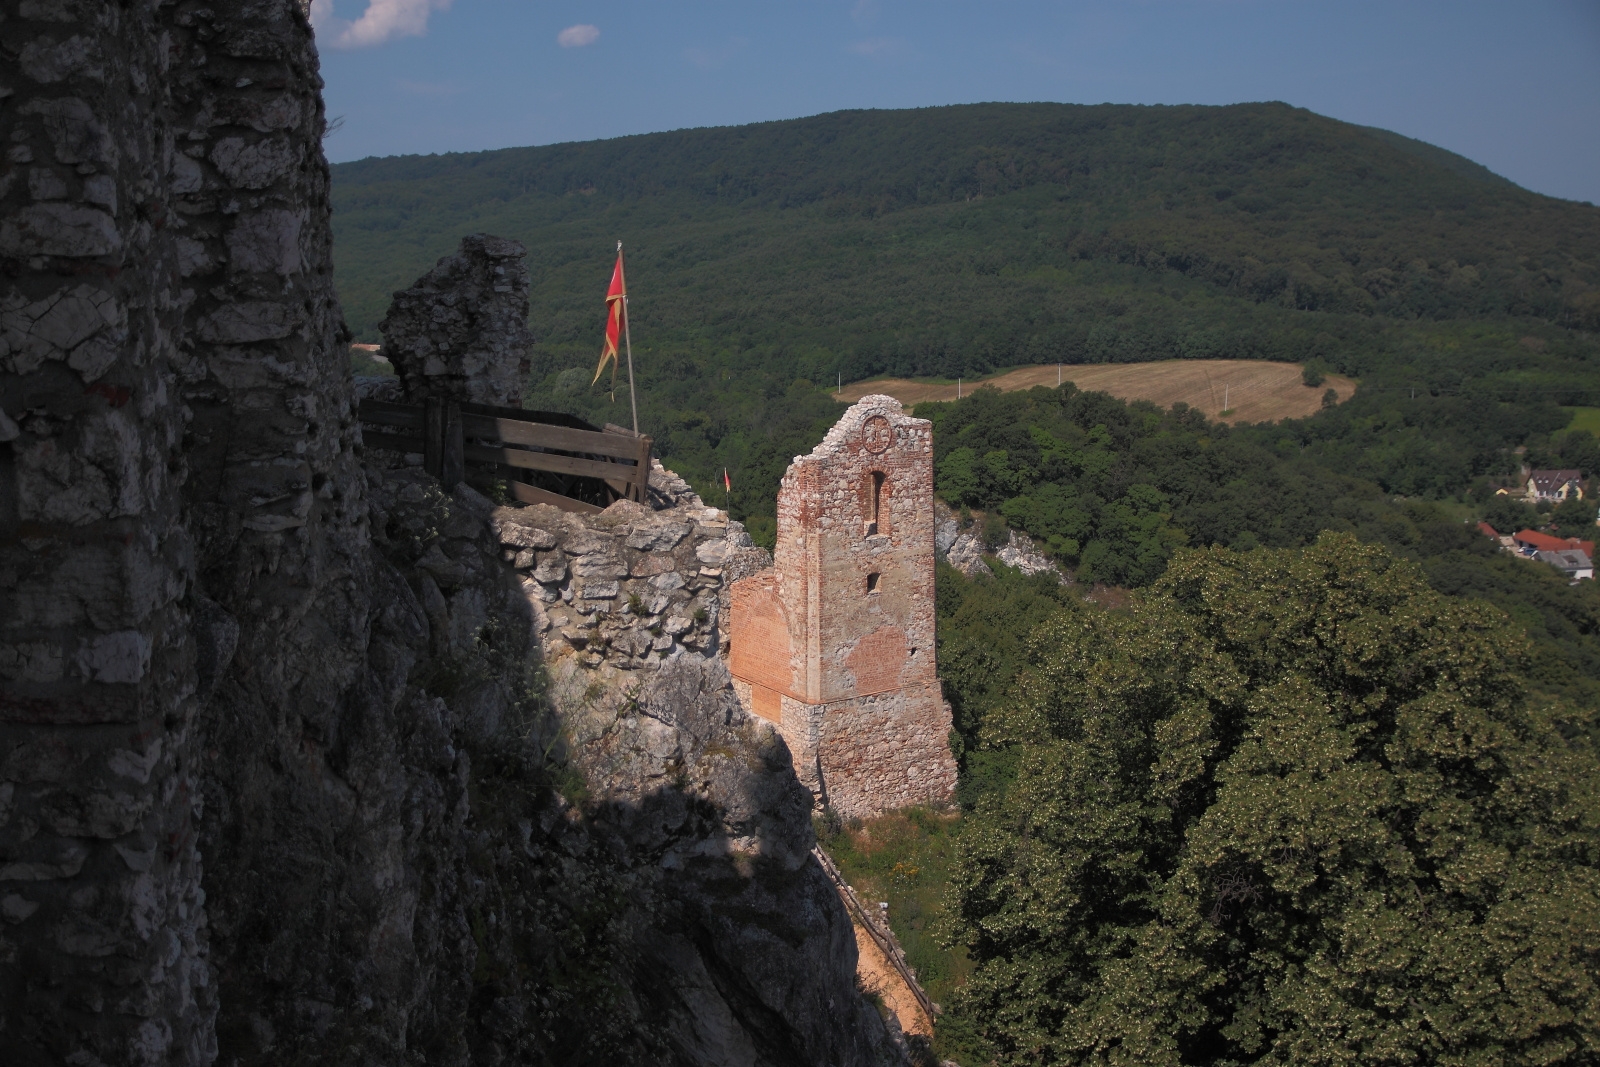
727 397 956 819
358 469 903 1067
1 2 213 1061
497 497 744 673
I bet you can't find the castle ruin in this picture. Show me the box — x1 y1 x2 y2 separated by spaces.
728 396 958 819
0 5 899 1063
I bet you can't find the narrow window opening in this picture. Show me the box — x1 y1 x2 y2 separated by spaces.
866 470 885 535
866 572 880 594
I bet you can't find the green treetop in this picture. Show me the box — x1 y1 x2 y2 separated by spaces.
942 533 1600 1066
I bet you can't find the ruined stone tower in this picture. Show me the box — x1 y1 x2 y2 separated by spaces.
727 396 957 819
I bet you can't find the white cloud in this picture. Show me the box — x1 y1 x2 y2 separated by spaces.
558 24 600 48
310 0 453 50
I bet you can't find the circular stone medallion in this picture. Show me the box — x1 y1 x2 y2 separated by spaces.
862 414 893 454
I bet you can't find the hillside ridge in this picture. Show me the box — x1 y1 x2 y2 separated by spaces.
330 101 1600 521
334 101 1528 204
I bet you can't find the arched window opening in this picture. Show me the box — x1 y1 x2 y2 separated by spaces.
866 572 880 594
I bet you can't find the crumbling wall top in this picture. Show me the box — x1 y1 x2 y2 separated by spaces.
380 233 535 408
797 393 925 465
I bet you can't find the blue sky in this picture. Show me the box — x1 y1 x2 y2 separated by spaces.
311 1 1600 205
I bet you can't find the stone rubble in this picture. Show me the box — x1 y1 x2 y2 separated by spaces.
996 529 1066 579
941 526 995 579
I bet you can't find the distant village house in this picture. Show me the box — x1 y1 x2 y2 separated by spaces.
1525 468 1584 503
1512 528 1594 557
1511 528 1595 581
1536 549 1595 581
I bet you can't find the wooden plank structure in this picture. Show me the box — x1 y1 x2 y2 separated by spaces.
359 397 652 514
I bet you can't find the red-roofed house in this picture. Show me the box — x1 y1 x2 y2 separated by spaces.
1513 529 1596 558
1526 469 1584 502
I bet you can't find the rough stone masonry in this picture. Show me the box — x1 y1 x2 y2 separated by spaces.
379 233 534 409
727 396 958 820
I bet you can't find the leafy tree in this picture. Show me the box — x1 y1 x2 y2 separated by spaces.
943 534 1600 1066
1560 431 1600 479
939 447 985 508
1484 494 1539 533
1551 493 1597 537
934 559 1080 792
982 510 1010 551
920 385 1600 703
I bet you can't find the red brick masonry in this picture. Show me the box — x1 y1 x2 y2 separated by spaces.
728 396 957 818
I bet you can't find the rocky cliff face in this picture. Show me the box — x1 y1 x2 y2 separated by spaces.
0 3 900 1064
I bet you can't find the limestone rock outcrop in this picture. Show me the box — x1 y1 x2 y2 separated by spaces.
379 234 536 409
935 502 1067 583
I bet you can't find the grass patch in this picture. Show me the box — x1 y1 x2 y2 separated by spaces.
818 807 970 1014
1561 406 1600 435
350 346 393 376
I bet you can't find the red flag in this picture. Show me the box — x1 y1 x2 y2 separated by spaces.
723 468 731 492
591 250 627 386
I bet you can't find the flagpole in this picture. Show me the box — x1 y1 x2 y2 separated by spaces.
618 242 639 434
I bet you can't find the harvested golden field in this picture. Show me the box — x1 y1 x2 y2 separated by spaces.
836 360 1356 423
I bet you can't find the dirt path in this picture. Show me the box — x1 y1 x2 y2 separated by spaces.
837 359 1356 423
851 915 934 1038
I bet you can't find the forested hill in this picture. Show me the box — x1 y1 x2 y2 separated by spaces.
331 103 1600 518
333 102 1599 350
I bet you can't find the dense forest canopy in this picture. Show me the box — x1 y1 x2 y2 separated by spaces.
940 536 1600 1066
918 384 1600 708
334 101 1600 338
331 102 1600 518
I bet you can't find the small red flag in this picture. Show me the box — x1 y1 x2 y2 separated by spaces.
723 468 731 492
591 249 627 386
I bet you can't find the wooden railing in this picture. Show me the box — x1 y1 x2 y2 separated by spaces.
812 846 939 1026
359 397 652 514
